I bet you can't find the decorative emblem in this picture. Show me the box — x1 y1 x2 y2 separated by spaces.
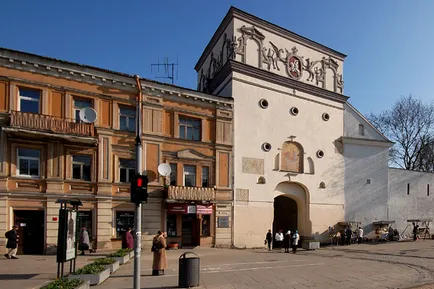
286 47 302 80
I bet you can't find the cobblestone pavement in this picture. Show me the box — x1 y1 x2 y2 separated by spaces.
99 241 434 289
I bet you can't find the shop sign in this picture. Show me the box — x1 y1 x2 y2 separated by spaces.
168 204 187 214
197 205 213 215
187 205 197 214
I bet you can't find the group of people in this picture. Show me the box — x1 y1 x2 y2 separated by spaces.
334 226 364 245
265 229 300 253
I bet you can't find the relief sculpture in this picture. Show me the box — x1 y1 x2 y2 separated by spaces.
280 142 303 173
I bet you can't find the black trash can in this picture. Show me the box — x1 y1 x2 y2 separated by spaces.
178 252 200 288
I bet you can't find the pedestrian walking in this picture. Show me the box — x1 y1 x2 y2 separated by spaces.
79 227 91 255
4 225 19 259
292 229 300 254
357 227 364 244
283 230 291 253
265 229 272 251
152 230 167 276
122 228 134 250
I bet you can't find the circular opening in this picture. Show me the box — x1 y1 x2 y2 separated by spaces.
322 113 330 121
317 150 324 158
261 142 272 152
259 99 269 109
257 176 266 184
319 182 326 189
290 107 299 116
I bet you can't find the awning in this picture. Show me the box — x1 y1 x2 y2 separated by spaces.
167 186 215 201
373 220 395 225
3 127 98 145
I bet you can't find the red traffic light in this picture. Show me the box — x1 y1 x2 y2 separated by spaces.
137 178 143 187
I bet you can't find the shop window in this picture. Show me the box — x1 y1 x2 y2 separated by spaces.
77 211 93 239
17 148 40 177
19 88 40 114
72 155 91 181
119 106 136 132
170 163 177 186
116 211 135 238
74 98 92 123
119 159 136 183
202 215 210 236
202 166 209 187
184 165 196 187
167 214 177 237
179 116 201 141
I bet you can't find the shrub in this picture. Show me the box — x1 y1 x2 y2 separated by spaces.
107 248 129 257
93 257 116 266
41 278 83 289
303 240 319 243
73 263 106 275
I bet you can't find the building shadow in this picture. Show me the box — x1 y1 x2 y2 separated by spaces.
0 274 38 280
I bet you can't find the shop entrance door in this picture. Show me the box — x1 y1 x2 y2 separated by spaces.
13 210 45 255
77 211 93 237
181 215 200 247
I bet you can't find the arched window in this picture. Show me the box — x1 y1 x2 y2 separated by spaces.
280 142 303 173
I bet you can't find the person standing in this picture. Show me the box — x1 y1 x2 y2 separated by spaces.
413 223 419 241
357 227 364 244
79 227 91 255
274 230 284 250
4 225 19 259
152 231 167 276
122 228 134 250
265 229 272 251
283 230 291 253
292 229 300 254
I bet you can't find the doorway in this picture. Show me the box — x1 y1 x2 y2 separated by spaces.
77 211 93 238
14 210 45 255
181 214 200 247
273 195 298 247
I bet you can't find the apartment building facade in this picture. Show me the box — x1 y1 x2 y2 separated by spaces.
0 48 233 254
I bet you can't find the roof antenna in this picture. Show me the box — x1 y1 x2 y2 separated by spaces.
151 54 179 85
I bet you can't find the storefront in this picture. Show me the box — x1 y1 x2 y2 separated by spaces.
166 203 214 247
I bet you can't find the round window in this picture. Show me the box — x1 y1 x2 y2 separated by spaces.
259 99 269 109
290 107 299 116
316 150 324 158
261 142 272 152
322 113 330 121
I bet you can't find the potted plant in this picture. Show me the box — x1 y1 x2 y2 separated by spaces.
302 240 320 250
68 263 110 286
107 249 130 265
94 257 120 274
127 248 134 259
168 241 179 249
40 278 90 289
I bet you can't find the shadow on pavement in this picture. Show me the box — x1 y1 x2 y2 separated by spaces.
0 274 38 280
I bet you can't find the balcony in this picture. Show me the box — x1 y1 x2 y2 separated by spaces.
167 185 215 201
6 111 96 143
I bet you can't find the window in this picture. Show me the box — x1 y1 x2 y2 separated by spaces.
17 148 40 177
119 107 136 132
359 124 365 136
179 117 201 141
19 88 40 113
170 163 177 186
167 214 177 237
77 211 93 239
407 183 410 195
119 159 136 183
74 98 92 123
184 165 196 187
428 184 430 196
116 211 135 238
202 166 209 187
202 215 210 236
72 155 91 181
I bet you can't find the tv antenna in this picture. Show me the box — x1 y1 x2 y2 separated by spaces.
151 55 179 85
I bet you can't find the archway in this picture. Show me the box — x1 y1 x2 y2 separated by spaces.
273 195 298 238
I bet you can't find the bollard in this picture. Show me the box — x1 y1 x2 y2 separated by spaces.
178 252 200 288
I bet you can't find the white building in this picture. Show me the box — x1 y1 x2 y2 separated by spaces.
193 7 423 248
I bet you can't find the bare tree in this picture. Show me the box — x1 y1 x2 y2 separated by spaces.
367 95 434 171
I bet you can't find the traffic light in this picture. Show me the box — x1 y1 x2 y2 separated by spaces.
131 174 148 204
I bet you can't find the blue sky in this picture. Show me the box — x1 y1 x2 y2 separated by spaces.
1 0 433 115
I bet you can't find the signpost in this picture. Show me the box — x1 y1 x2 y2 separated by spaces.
56 199 82 279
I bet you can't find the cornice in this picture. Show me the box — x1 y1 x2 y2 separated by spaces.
209 60 349 104
195 6 346 71
341 137 394 147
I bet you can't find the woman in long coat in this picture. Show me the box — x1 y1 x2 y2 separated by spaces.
152 231 167 276
283 230 291 253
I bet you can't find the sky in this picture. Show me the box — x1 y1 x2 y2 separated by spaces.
1 0 433 115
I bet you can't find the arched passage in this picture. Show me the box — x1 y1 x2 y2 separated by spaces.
273 195 298 236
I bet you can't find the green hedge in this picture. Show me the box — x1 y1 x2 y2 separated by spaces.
41 278 83 289
93 257 116 266
73 263 106 275
107 248 129 258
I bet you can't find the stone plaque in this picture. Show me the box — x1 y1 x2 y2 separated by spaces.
217 216 230 228
242 157 264 175
236 188 249 202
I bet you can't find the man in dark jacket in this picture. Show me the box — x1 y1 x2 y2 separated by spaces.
4 225 19 259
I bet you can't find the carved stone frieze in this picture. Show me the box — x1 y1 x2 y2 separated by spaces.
199 25 345 94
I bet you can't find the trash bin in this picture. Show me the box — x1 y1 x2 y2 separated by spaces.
178 252 200 288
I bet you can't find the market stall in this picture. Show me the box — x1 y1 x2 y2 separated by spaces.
405 219 432 240
372 220 396 242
